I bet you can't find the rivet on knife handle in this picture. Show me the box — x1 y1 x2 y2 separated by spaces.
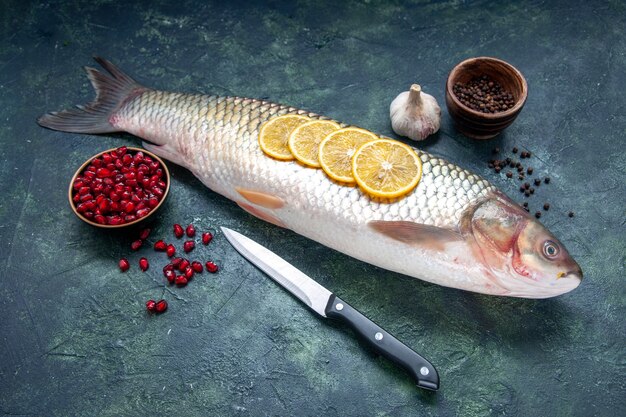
325 294 439 391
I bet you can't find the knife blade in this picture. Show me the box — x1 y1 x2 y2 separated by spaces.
221 227 440 391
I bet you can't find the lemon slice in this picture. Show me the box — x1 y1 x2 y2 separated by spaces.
259 114 311 160
288 120 341 167
318 127 378 183
352 139 422 198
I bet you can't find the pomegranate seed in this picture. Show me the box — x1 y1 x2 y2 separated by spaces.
102 153 113 164
124 214 137 222
205 261 219 273
191 261 203 273
116 146 128 157
164 269 176 283
96 168 112 178
163 263 175 272
122 154 133 165
178 259 190 272
139 257 149 271
136 208 151 218
131 239 143 251
118 258 130 272
184 267 194 279
173 224 184 238
185 224 196 237
175 276 188 286
154 240 167 251
171 257 183 267
155 299 168 313
147 197 159 208
166 244 176 257
94 214 106 224
183 241 195 253
146 299 156 311
83 211 94 219
202 232 213 245
107 216 124 225
139 228 151 240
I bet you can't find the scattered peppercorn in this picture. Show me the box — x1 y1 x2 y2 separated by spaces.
520 186 525 192
527 167 533 175
524 190 530 196
568 211 574 217
522 202 528 207
534 179 541 186
512 147 518 153
535 211 541 218
506 172 513 178
495 166 501 173
529 187 535 194
543 203 550 210
526 151 531 158
524 183 530 189
453 75 516 113
518 175 525 180
544 177 550 184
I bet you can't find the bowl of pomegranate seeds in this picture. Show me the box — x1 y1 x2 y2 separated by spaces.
69 146 170 227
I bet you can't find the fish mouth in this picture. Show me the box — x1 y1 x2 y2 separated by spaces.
501 271 582 299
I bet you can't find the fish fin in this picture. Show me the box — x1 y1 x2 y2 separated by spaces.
37 56 146 134
236 187 285 209
237 202 287 228
368 220 463 251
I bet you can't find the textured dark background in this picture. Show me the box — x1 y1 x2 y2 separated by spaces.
1 1 624 416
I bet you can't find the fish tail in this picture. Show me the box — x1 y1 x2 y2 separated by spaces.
37 56 146 133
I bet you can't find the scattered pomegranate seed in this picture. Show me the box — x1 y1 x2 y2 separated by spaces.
178 259 190 272
205 261 219 273
139 257 149 271
163 263 175 272
166 244 176 257
131 239 143 251
184 267 194 279
139 228 151 240
175 276 188 286
191 261 203 273
185 224 196 237
173 224 184 238
171 257 183 267
154 240 167 251
146 299 156 311
201 232 213 245
155 299 168 313
118 258 130 272
183 241 195 253
164 269 176 283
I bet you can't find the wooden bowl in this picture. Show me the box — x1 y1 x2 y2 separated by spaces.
68 147 170 228
445 57 528 139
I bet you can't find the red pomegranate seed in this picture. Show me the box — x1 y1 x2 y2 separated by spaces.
94 214 106 224
178 259 190 272
166 244 176 257
139 228 151 240
184 267 194 279
185 224 196 237
183 241 195 253
131 239 143 251
146 299 156 312
201 232 213 245
163 264 175 273
108 216 124 225
118 258 130 272
175 276 188 286
124 214 137 222
205 261 219 273
191 261 203 273
96 168 112 178
136 208 151 218
154 240 167 251
164 269 176 283
116 146 127 157
139 257 149 271
173 224 184 238
155 299 168 313
171 257 183 267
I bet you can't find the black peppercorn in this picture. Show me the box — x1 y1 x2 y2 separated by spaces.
535 211 541 218
543 203 550 210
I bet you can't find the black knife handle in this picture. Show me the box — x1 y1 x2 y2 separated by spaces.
325 294 439 391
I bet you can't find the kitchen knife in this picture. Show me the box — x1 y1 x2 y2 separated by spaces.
221 227 440 391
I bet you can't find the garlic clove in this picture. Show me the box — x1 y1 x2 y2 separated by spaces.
390 84 441 141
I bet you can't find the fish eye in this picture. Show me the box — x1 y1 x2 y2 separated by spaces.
543 240 560 259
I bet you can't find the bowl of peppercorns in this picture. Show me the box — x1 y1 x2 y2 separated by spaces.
446 57 528 139
69 146 170 228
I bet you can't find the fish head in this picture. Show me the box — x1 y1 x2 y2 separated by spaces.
468 192 582 298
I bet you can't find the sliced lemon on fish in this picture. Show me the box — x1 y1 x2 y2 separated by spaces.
259 114 311 160
352 139 422 198
288 120 341 167
318 127 378 183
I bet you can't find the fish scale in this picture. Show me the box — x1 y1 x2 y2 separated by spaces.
38 58 582 298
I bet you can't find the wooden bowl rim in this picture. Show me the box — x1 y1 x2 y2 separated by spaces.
68 146 171 228
446 56 528 120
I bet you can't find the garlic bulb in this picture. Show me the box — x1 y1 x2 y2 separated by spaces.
390 84 441 141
